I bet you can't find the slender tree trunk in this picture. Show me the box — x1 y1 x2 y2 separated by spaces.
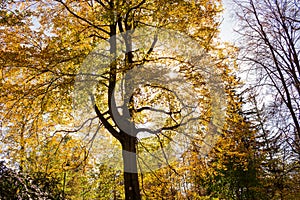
121 133 141 200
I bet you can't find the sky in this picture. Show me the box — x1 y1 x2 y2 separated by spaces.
219 0 237 43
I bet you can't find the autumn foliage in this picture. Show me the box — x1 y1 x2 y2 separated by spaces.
0 0 299 199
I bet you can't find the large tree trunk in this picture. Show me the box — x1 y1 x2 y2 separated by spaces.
121 133 141 200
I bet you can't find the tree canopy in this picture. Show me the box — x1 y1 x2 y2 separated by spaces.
0 0 299 199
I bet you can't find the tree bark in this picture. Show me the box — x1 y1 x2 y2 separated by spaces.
121 133 141 200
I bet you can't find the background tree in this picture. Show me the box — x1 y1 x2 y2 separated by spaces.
0 161 62 199
176 46 264 200
206 70 262 199
234 0 300 198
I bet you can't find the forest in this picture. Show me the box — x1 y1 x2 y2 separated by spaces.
0 0 299 199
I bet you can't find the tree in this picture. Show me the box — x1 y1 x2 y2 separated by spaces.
206 71 262 199
54 1 222 199
0 0 228 199
234 0 299 155
0 161 62 199
176 45 264 200
234 0 300 198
